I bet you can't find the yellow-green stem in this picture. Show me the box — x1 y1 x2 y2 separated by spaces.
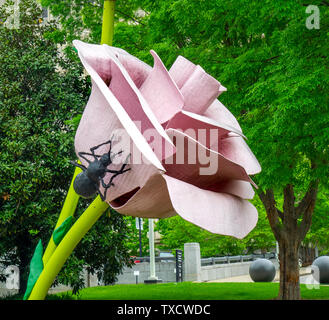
28 196 109 300
42 165 82 265
28 0 116 300
101 0 116 46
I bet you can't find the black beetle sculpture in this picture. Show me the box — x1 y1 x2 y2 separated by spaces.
70 138 131 201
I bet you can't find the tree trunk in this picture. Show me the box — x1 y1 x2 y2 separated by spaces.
16 233 32 295
277 239 301 300
258 180 319 300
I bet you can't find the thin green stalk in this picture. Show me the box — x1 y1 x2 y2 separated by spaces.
101 0 116 46
42 165 81 265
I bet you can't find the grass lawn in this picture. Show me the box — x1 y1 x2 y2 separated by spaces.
51 282 329 300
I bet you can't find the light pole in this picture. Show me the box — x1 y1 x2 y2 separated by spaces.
148 219 157 280
144 218 162 284
138 217 142 257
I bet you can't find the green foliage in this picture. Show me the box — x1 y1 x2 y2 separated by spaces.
305 187 329 254
0 0 132 294
157 197 275 258
44 0 329 255
123 216 150 257
40 0 146 44
43 1 329 189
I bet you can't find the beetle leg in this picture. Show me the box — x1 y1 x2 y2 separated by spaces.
79 151 102 162
90 136 115 154
77 152 93 164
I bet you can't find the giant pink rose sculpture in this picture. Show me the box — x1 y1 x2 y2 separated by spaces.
72 40 261 239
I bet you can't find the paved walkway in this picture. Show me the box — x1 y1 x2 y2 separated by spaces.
208 267 312 283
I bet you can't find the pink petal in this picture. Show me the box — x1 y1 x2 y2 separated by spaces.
103 45 151 88
214 180 255 199
73 40 171 202
75 81 160 202
219 135 261 175
198 99 261 175
110 173 258 238
165 110 245 140
204 99 242 133
169 55 197 89
163 129 254 191
139 50 184 124
108 56 175 161
72 41 112 83
109 174 176 218
180 65 223 114
169 55 225 114
73 39 166 171
163 175 258 239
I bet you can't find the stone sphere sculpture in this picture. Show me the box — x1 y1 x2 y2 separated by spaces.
312 256 329 284
249 259 276 282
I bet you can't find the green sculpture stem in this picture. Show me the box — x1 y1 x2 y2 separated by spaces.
42 0 116 268
27 1 116 300
42 165 82 265
28 196 109 300
101 0 116 46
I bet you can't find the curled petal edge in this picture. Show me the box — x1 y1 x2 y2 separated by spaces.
73 39 166 172
110 174 258 239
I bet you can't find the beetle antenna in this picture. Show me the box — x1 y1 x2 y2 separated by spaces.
70 161 87 171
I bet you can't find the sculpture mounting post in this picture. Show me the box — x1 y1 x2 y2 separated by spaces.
101 0 116 46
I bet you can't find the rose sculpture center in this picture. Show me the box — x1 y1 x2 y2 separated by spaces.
73 40 261 239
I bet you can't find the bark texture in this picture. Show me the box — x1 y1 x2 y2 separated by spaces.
16 232 32 295
258 180 319 300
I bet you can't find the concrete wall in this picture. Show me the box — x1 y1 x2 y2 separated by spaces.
0 265 97 296
115 261 177 284
115 246 279 284
183 242 279 282
199 259 279 282
0 261 178 296
201 262 252 281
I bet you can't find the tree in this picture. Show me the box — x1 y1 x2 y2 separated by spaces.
0 0 132 295
304 187 329 255
39 0 147 44
124 216 150 257
44 0 329 299
238 3 328 299
124 0 329 300
157 197 275 258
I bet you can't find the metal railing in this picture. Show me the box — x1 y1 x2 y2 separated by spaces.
133 252 276 265
133 256 176 263
201 252 276 266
